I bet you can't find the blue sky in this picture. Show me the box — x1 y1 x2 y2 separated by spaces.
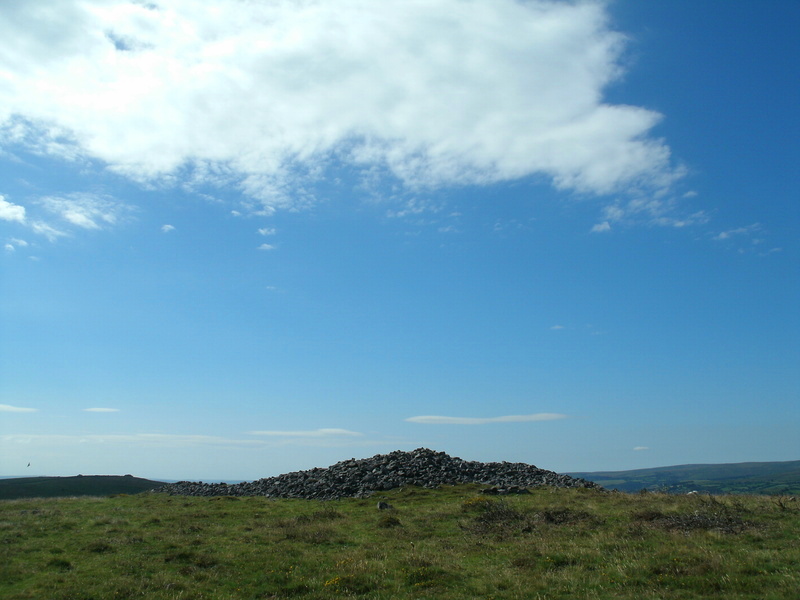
1 0 797 481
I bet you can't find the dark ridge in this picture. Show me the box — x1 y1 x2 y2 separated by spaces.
0 475 166 500
154 448 601 500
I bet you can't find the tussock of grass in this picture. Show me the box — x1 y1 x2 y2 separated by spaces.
377 513 402 528
1 485 798 599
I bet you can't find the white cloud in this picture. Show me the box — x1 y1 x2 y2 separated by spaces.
597 196 707 229
406 413 567 425
247 428 363 437
0 195 26 222
83 407 120 412
30 221 67 241
0 0 683 213
161 224 175 233
633 446 649 451
4 243 14 252
386 198 440 219
651 211 709 228
0 403 38 413
713 223 761 241
38 193 131 230
258 227 276 236
257 243 275 251
550 325 565 330
10 237 28 247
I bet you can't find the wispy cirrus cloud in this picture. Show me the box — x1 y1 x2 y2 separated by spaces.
0 0 684 218
711 223 780 255
0 403 38 413
405 413 567 425
83 407 120 413
712 223 761 241
38 193 132 230
1 192 136 243
30 220 67 241
247 428 363 438
592 196 708 232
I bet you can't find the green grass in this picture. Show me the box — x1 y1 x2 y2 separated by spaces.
2 486 798 599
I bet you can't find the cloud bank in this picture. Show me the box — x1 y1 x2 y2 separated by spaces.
406 413 567 425
0 0 682 213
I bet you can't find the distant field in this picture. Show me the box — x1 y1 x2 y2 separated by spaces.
0 475 166 500
1 485 797 599
569 460 800 495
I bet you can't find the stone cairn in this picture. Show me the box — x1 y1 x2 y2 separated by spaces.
154 448 601 500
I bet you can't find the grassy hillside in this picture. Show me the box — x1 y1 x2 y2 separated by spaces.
0 475 166 500
569 460 800 495
1 485 798 599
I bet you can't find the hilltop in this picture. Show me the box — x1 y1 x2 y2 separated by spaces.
157 448 599 499
3 454 798 501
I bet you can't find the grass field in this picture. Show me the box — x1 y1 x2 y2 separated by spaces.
2 485 798 599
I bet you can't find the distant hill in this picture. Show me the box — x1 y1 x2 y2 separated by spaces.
568 460 800 495
0 475 167 500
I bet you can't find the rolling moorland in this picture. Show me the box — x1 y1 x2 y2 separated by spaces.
568 460 800 495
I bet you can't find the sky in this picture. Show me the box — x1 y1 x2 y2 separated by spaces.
1 0 798 482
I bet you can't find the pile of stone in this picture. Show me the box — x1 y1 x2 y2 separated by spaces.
154 448 602 500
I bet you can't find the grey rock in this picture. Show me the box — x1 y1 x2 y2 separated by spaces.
153 448 602 500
